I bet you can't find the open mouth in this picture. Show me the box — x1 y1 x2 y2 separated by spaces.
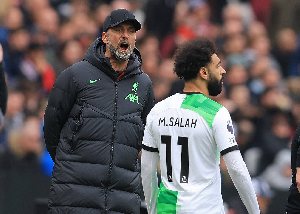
120 42 129 52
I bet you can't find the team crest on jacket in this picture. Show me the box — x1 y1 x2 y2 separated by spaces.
125 82 139 104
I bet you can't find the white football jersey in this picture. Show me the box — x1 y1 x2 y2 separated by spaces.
142 92 239 213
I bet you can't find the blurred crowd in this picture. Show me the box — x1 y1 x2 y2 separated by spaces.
0 0 300 213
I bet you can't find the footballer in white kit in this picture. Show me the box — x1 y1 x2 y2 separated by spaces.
142 93 259 213
141 38 259 214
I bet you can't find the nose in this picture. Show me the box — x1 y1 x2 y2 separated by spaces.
122 30 130 38
221 66 226 74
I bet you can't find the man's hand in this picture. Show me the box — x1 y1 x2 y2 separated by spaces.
296 167 300 193
0 44 3 62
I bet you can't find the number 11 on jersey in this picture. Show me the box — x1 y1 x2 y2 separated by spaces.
161 135 189 183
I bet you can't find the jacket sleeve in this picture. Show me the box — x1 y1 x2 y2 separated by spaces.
141 81 155 125
43 68 77 161
0 62 7 115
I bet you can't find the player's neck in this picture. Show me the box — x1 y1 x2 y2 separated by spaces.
183 80 209 97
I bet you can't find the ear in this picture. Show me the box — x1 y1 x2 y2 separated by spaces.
199 67 208 80
102 32 108 44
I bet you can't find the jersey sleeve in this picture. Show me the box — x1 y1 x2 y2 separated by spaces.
212 107 239 156
214 107 260 213
223 150 260 213
142 111 159 152
141 149 159 214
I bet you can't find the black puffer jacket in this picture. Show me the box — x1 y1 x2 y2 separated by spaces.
44 38 155 214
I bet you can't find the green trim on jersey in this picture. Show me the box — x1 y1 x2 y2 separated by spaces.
181 94 223 129
157 182 181 213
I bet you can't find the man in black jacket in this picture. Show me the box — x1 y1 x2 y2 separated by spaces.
43 9 155 214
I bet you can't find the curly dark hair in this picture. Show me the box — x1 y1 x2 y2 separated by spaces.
174 38 216 81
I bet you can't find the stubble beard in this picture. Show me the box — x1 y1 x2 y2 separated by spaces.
107 36 134 62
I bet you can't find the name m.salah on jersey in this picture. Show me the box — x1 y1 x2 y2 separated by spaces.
158 117 197 128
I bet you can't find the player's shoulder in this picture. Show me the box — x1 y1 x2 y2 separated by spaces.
154 93 184 109
181 94 224 116
148 93 184 116
203 96 224 108
211 104 232 129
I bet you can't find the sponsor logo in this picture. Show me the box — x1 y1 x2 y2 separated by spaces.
227 120 234 134
90 79 101 84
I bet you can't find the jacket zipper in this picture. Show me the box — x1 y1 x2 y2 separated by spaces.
105 81 118 210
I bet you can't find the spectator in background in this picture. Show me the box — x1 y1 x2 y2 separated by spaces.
247 20 268 46
0 5 24 46
188 0 216 39
140 49 160 80
19 42 56 94
18 80 44 116
56 20 77 44
258 111 293 175
52 39 84 76
151 58 178 103
224 65 248 88
137 34 160 59
235 119 256 155
68 9 97 38
222 2 254 30
144 0 176 41
247 56 271 101
0 115 43 172
271 28 298 78
227 84 261 125
3 28 30 87
160 0 197 59
257 87 293 135
261 148 292 191
267 0 300 45
288 34 300 77
249 34 281 72
223 33 254 70
0 89 25 149
33 7 59 45
93 2 111 37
